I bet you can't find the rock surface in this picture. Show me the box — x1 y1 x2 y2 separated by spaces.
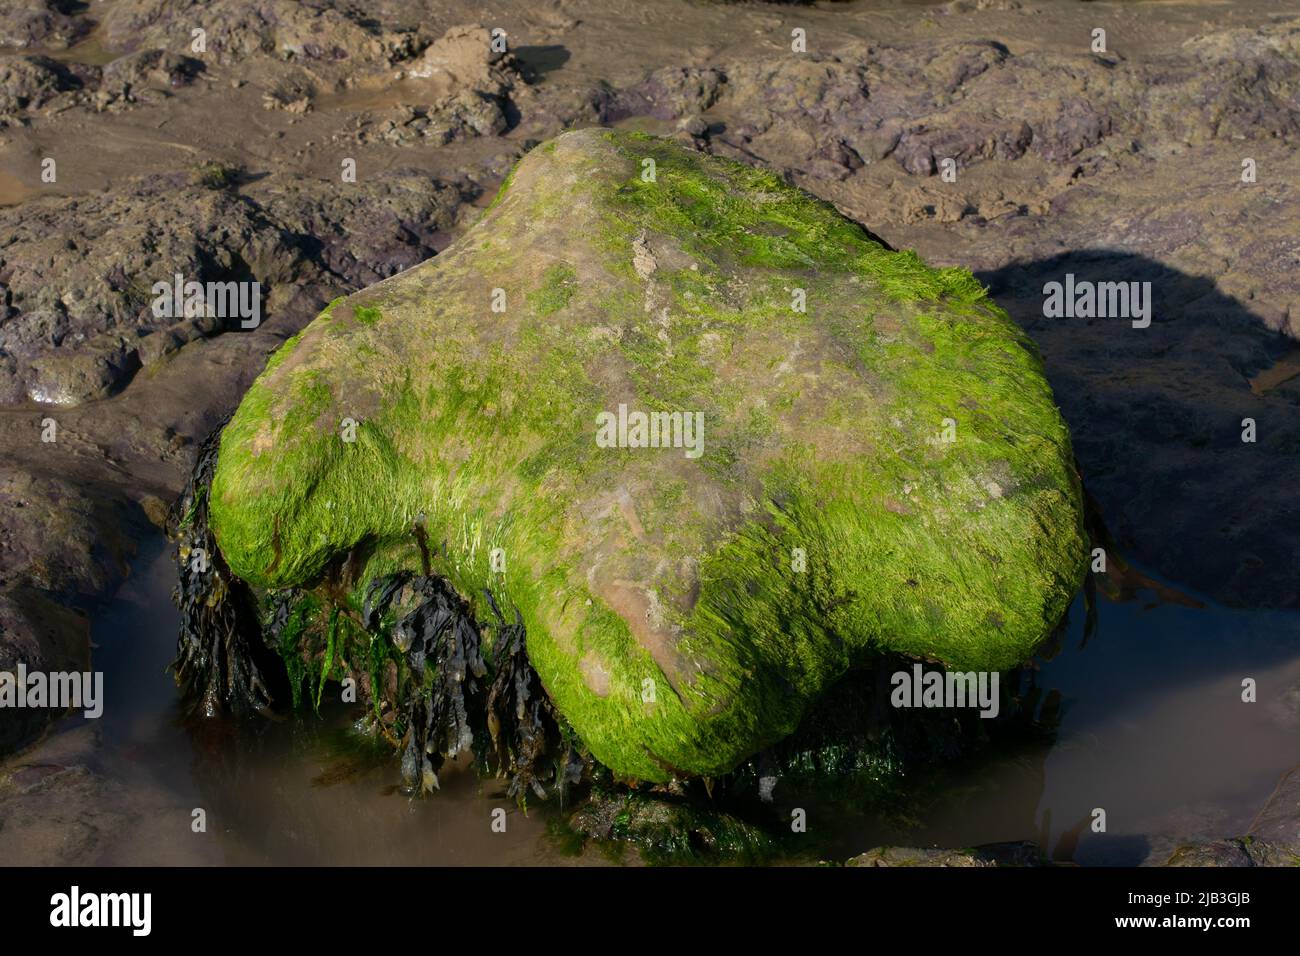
1164 764 1300 866
846 841 1048 867
208 128 1086 782
0 0 1295 851
0 0 1292 632
0 172 468 405
0 2 90 52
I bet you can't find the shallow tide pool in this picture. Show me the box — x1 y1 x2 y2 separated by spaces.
7 535 1298 866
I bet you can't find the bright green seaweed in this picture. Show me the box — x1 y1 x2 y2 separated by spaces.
208 128 1087 783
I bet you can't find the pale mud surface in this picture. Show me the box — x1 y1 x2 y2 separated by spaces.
0 0 1297 864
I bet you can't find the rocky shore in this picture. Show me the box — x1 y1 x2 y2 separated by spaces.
0 0 1296 864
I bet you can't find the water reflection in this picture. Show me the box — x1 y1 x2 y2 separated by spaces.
14 535 1300 866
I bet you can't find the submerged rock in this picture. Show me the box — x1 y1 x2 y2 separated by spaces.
1164 764 1300 867
567 788 774 865
846 842 1047 868
205 128 1086 783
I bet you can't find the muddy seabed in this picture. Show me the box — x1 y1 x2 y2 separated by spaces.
1 0 1298 865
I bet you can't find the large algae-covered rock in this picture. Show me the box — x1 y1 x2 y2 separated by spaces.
207 128 1086 783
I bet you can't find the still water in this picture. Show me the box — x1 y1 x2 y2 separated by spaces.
5 536 1298 865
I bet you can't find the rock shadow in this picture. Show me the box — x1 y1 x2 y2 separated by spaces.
515 45 571 80
976 251 1300 609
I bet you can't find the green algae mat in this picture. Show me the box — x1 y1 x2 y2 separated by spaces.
201 128 1087 784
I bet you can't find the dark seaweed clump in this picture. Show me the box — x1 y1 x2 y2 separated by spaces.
355 574 587 799
564 786 776 866
483 590 586 803
168 424 286 718
169 425 584 802
361 572 486 793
